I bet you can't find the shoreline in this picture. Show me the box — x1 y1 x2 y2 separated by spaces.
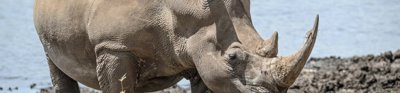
288 49 400 93
39 49 400 93
2 50 399 93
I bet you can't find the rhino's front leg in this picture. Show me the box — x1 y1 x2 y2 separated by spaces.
189 75 210 93
96 50 138 93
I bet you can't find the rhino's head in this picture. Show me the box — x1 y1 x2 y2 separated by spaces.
184 0 319 92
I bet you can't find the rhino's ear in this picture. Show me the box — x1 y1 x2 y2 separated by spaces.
210 0 240 50
239 0 251 18
256 32 278 57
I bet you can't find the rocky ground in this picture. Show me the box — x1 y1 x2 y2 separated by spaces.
287 50 400 93
37 50 400 93
38 85 190 93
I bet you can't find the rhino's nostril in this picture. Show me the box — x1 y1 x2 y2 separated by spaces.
261 71 267 75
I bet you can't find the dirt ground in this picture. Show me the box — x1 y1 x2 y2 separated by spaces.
39 50 400 93
38 85 189 93
287 50 400 93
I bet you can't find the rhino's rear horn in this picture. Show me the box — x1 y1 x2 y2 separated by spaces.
273 15 319 86
256 31 278 57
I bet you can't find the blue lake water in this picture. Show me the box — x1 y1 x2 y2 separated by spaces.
1 0 399 92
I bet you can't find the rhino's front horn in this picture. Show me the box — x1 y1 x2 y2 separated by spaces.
271 15 319 87
256 31 278 57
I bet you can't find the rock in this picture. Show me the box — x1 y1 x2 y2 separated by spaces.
289 50 400 92
394 50 400 60
382 51 393 62
30 83 37 89
381 79 396 88
351 56 361 63
322 82 335 92
360 65 369 72
366 54 375 61
40 88 49 93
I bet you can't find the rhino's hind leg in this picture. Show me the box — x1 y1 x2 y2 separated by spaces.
47 56 80 93
96 50 138 93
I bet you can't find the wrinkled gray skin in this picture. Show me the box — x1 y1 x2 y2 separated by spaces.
34 0 319 93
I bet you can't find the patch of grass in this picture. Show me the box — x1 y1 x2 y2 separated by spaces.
119 73 127 93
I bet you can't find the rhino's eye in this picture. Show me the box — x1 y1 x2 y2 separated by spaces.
228 53 237 60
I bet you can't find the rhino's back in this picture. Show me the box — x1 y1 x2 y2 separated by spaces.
34 0 100 89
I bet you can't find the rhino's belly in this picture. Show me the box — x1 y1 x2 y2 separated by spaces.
132 56 187 91
135 74 183 92
46 44 100 89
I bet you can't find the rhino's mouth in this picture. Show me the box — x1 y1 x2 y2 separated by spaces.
245 84 271 93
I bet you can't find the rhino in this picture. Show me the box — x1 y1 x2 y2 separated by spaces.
34 0 319 93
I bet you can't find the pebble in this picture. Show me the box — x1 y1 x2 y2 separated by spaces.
394 50 400 60
30 83 37 89
383 51 393 62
